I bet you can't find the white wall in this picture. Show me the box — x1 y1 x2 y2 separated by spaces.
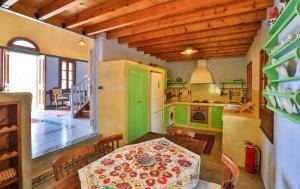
98 33 166 66
76 61 89 83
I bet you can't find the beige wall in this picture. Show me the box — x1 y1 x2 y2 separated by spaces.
0 10 93 61
166 57 247 102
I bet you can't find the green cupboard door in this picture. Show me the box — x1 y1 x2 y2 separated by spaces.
138 68 149 138
212 107 223 129
175 105 187 125
128 67 139 142
128 67 149 142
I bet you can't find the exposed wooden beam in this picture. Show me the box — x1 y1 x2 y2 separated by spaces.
162 52 247 60
152 47 250 57
109 10 266 42
84 0 238 35
138 38 254 52
144 44 252 54
111 0 273 39
157 49 248 59
0 0 18 8
166 54 246 62
127 23 260 47
137 31 257 51
38 0 78 20
65 0 145 28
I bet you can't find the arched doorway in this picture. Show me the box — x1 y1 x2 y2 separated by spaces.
5 37 45 110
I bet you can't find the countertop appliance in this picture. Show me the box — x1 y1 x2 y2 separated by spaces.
190 106 208 124
151 72 164 133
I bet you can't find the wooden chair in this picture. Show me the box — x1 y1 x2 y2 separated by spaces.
95 134 123 158
167 127 195 138
52 145 95 181
221 153 240 189
197 153 240 189
50 88 69 109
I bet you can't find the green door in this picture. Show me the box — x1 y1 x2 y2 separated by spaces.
175 104 187 125
128 67 149 142
212 107 223 129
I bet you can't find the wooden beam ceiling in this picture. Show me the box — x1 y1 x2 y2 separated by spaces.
110 0 273 39
138 38 254 52
84 0 238 35
0 0 18 8
137 31 257 51
38 0 78 20
163 52 247 60
166 54 246 62
126 22 260 47
108 9 266 41
65 0 145 28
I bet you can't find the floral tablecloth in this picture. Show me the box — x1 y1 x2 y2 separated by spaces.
78 138 201 189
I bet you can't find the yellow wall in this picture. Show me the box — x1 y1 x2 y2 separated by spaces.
0 10 93 61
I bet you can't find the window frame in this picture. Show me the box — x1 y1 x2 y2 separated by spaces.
59 59 76 90
7 37 40 52
246 62 252 102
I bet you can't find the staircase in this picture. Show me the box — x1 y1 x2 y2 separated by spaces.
70 76 90 118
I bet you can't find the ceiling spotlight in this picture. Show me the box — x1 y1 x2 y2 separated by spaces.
181 46 198 55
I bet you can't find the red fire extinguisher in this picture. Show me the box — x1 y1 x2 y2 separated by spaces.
244 141 261 174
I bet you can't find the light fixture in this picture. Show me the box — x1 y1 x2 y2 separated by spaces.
78 37 87 46
180 46 198 55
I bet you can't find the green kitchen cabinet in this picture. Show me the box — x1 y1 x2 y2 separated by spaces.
128 67 149 142
163 108 169 131
211 107 223 129
175 104 187 125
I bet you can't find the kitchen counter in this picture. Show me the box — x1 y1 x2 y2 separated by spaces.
164 101 226 108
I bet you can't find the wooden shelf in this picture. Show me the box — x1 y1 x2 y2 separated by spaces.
264 0 300 53
220 80 245 84
269 76 300 83
267 105 300 125
271 36 300 59
263 91 300 106
167 81 187 85
0 177 18 189
0 125 18 134
0 150 18 161
264 48 299 72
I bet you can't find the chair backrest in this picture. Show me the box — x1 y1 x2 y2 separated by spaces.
221 153 240 189
51 88 63 99
95 134 123 158
52 145 95 181
167 127 195 138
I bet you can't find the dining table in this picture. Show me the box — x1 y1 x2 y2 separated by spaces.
46 132 207 189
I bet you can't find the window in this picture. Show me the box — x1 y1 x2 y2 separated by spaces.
7 37 40 52
60 59 75 90
259 50 274 143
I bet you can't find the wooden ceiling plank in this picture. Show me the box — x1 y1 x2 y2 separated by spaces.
163 52 247 60
38 0 78 20
84 0 238 35
127 22 260 47
0 0 18 8
65 0 145 28
122 22 260 44
152 47 250 57
158 50 248 59
138 38 254 52
111 10 266 42
137 31 257 51
111 0 273 39
144 44 251 54
166 54 246 62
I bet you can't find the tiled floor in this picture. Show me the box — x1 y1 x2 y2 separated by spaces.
31 110 98 158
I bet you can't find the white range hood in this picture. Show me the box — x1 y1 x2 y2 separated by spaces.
190 60 214 84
